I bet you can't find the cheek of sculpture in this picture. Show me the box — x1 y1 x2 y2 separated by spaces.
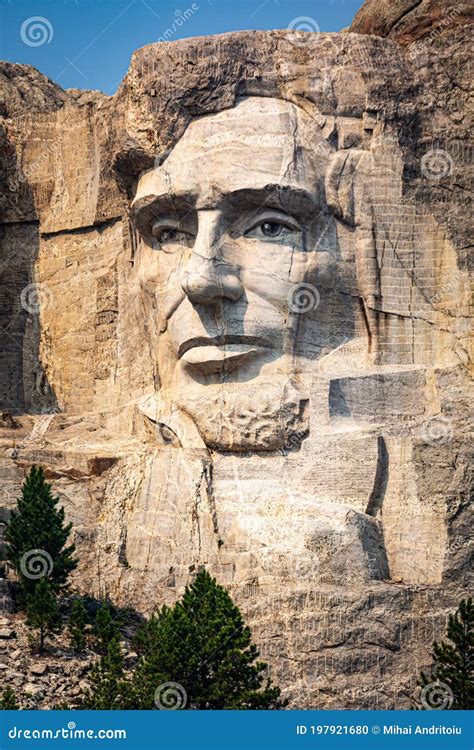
227 240 305 300
308 251 337 290
138 246 185 324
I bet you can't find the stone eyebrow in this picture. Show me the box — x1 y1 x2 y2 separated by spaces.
131 192 196 231
132 191 195 217
212 185 320 220
131 185 322 230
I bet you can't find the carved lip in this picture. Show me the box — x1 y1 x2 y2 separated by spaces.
178 335 272 359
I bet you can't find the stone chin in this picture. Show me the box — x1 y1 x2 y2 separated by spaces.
140 377 309 453
179 378 309 452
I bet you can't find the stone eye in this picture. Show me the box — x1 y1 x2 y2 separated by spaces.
151 224 195 249
261 222 283 237
161 228 178 242
244 216 300 241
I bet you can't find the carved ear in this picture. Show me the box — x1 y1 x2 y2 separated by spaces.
325 149 366 226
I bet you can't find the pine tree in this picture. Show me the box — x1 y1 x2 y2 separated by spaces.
5 466 77 601
68 598 88 653
93 602 119 654
26 578 62 654
0 686 19 709
123 570 284 709
82 634 125 710
417 597 473 710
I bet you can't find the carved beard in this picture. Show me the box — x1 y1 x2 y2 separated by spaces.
173 377 309 452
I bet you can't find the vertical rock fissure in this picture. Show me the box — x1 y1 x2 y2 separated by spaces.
366 435 389 517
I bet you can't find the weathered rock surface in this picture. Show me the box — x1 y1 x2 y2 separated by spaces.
349 0 472 45
0 62 71 118
0 0 472 709
0 613 106 709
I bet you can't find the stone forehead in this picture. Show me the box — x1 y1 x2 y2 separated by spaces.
163 96 322 164
176 97 318 140
114 30 411 182
134 97 330 205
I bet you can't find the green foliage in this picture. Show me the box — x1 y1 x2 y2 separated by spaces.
26 578 62 654
417 597 473 710
0 686 19 709
82 635 125 710
123 570 284 709
4 466 77 601
93 602 120 654
68 598 88 653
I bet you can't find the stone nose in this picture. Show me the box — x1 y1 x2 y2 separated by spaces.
180 211 243 305
181 259 244 304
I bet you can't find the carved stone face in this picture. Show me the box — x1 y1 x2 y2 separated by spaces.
132 97 354 449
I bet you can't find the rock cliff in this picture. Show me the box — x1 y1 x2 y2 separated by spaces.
0 0 472 708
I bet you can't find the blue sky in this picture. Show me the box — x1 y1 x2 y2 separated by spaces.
0 0 362 94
